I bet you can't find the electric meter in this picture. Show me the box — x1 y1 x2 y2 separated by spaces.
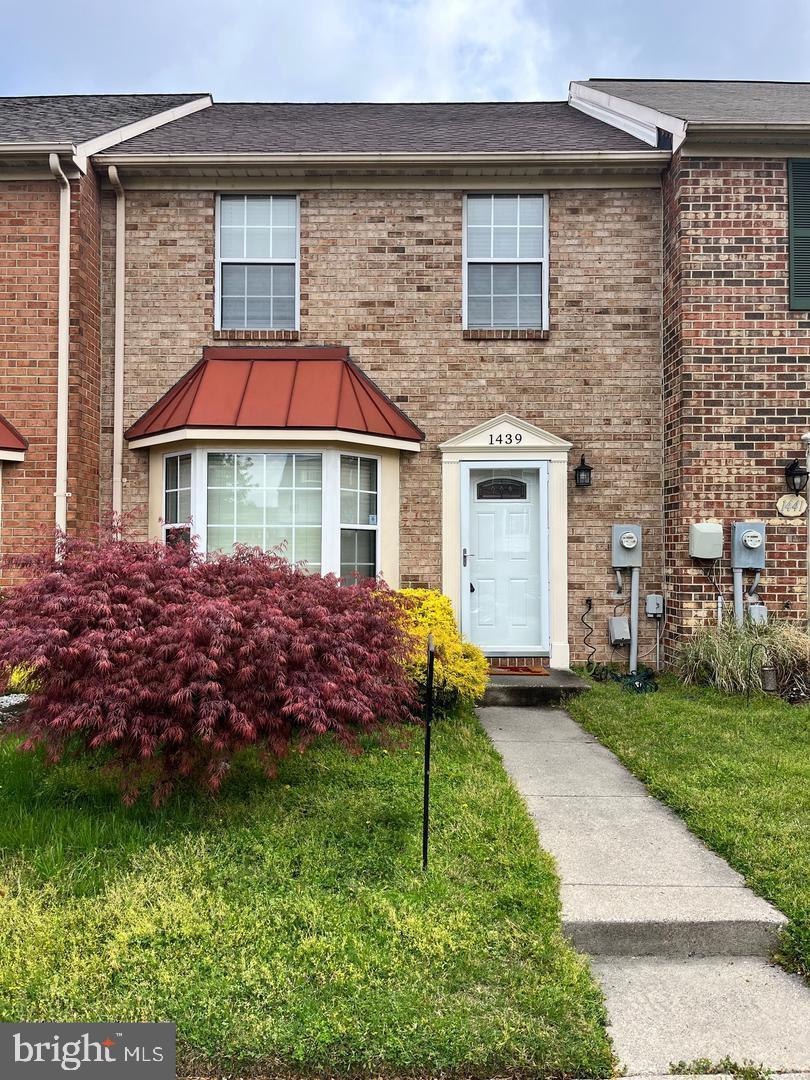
611 524 643 568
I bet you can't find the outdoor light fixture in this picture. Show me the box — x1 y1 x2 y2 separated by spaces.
785 458 809 493
574 454 593 488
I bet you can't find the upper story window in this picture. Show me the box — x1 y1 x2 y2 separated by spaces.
216 194 298 330
463 194 547 330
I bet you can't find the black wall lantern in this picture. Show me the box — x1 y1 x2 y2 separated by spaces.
785 458 809 493
574 454 593 488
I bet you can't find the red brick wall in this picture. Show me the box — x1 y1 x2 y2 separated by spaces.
68 169 102 536
0 180 60 579
662 152 810 650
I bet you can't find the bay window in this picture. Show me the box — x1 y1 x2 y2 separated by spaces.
164 448 380 579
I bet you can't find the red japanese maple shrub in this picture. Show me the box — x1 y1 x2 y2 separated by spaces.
0 533 417 803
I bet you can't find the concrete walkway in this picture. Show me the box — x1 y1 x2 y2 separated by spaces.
479 705 810 1075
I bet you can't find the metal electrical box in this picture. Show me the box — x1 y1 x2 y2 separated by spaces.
608 616 631 646
611 524 643 568
731 522 766 570
689 521 723 560
645 593 664 617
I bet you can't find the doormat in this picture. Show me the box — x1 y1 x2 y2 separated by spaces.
488 665 549 676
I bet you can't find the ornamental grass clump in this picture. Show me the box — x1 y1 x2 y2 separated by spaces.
677 616 810 699
398 587 488 709
0 534 417 803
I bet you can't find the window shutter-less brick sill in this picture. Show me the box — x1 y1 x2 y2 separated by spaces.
462 329 549 341
789 159 810 310
213 329 300 342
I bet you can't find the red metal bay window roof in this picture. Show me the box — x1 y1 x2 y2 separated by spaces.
125 347 424 447
0 413 27 461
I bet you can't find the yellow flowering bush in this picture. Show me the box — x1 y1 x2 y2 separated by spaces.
398 588 488 708
5 663 39 694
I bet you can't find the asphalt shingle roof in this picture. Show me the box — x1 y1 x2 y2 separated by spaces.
577 80 810 125
103 101 651 156
0 94 206 145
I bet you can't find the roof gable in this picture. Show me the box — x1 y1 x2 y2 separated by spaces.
439 414 572 453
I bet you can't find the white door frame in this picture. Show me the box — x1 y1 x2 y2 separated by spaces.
460 460 549 656
439 414 572 669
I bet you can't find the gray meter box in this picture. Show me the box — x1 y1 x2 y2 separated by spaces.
731 522 766 570
611 524 643 568
689 521 723 560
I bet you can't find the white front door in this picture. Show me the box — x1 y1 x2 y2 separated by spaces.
461 463 549 655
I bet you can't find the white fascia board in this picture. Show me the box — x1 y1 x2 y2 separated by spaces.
0 141 76 156
126 427 421 452
0 448 26 462
74 95 213 171
569 82 687 150
94 148 670 169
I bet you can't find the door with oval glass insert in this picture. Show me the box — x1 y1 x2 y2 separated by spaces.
462 464 548 654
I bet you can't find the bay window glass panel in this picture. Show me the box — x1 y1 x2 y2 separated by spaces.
218 194 297 330
164 453 192 528
465 193 546 329
340 529 376 581
339 454 378 580
205 452 321 570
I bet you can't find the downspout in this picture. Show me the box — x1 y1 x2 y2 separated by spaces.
49 153 71 539
108 166 125 525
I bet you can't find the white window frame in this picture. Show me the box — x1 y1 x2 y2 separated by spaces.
162 451 193 543
174 447 381 578
214 193 301 332
461 193 549 331
338 453 381 581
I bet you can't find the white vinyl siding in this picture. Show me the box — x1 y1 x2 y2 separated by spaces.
463 194 548 330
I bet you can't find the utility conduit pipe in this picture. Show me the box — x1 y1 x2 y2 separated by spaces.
629 565 640 674
108 166 126 525
733 567 745 628
48 153 71 541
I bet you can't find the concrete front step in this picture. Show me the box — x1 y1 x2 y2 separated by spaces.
562 883 787 956
482 670 590 707
592 956 810 1073
479 706 788 958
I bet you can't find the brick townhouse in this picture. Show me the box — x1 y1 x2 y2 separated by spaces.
0 82 808 668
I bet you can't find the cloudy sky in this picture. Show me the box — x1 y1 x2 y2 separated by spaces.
3 0 810 101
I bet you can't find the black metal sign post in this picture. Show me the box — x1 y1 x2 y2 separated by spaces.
422 633 435 872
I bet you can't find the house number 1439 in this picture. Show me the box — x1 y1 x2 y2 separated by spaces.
489 432 522 444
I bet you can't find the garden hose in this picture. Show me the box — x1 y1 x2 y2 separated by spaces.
580 598 597 672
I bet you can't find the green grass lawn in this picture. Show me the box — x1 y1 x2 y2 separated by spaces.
568 676 810 978
0 707 613 1078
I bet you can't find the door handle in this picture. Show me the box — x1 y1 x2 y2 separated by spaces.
463 548 475 567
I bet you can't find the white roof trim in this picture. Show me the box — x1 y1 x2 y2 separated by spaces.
439 413 573 452
0 448 25 462
569 82 687 150
73 95 213 171
127 426 421 452
94 149 671 169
